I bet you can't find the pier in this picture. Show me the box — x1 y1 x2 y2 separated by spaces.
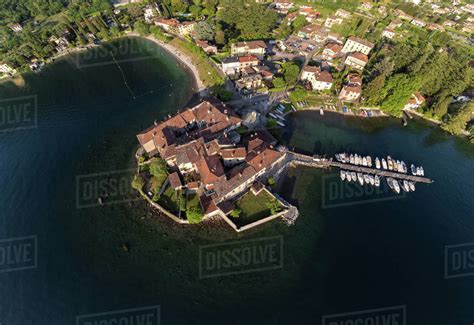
287 152 434 184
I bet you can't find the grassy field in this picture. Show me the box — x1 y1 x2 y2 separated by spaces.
233 191 276 227
169 38 224 88
159 186 181 213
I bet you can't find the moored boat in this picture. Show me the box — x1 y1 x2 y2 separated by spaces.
350 154 354 164
369 174 375 185
396 160 402 172
340 170 346 181
403 180 410 192
351 172 357 182
362 157 367 166
416 167 421 175
382 158 388 170
364 174 370 184
387 156 393 170
411 164 416 175
419 166 424 176
375 175 380 187
409 182 415 191
367 156 372 167
357 173 364 185
401 161 407 174
393 179 401 194
387 177 394 190
375 157 381 169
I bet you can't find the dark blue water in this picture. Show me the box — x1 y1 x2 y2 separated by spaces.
0 38 473 325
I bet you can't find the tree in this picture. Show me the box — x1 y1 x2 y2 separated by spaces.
195 21 215 41
187 206 203 224
282 62 300 86
189 5 203 17
267 199 282 215
442 102 473 135
230 208 241 218
292 15 307 31
272 77 286 89
134 20 150 36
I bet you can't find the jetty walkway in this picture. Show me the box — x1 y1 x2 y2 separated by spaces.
287 151 433 184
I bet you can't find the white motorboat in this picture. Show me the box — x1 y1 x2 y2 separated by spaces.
403 180 410 192
367 156 372 167
364 174 370 184
351 172 357 182
375 157 381 169
411 164 416 175
369 174 375 185
340 170 346 181
393 179 401 194
419 166 424 176
350 154 354 164
375 175 380 187
409 182 415 191
357 173 364 185
382 158 388 170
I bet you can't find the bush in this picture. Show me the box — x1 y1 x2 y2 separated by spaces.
267 177 276 188
230 208 241 218
267 199 282 215
149 158 167 178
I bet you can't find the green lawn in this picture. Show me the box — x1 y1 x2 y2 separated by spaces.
158 186 181 214
233 191 279 227
186 193 200 210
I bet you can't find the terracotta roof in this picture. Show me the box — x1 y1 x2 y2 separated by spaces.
245 146 283 173
245 131 276 152
168 172 182 189
221 147 247 159
200 195 218 214
234 40 267 50
303 66 321 74
317 71 333 83
239 55 259 63
198 155 225 185
214 164 257 199
325 43 343 53
347 73 362 85
348 52 368 63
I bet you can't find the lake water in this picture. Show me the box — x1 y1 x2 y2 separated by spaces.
0 37 473 325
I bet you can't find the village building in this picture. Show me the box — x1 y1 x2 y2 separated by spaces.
144 4 160 24
231 41 267 58
341 36 374 55
49 35 69 53
394 9 414 21
324 16 344 28
443 20 457 28
0 63 15 78
298 6 320 22
300 66 333 91
196 40 217 55
235 74 264 92
382 29 396 39
220 55 259 76
404 92 425 110
344 52 368 70
155 18 195 36
388 19 403 30
274 0 294 14
137 102 286 219
339 73 362 102
322 42 343 60
359 2 373 11
411 18 427 28
335 9 351 19
8 23 22 33
297 24 327 43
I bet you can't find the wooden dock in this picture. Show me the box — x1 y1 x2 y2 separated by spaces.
287 152 433 184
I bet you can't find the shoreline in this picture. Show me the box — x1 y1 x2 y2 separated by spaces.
128 32 206 93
